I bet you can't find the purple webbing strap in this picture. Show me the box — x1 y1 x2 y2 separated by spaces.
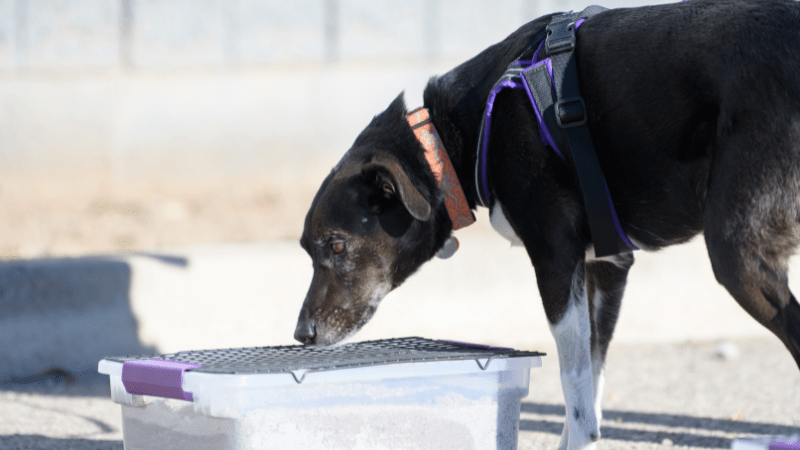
521 59 563 159
479 79 525 203
532 38 545 62
528 39 562 152
479 18 590 199
122 358 201 402
605 183 638 250
478 16 637 251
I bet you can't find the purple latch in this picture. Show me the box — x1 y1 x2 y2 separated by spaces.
121 359 201 401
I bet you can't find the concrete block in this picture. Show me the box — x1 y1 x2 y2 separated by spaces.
435 0 682 60
236 0 326 64
131 0 226 68
23 0 120 70
0 77 115 175
0 0 13 71
0 256 153 381
107 63 435 181
0 61 435 181
567 0 676 10
439 0 525 60
527 0 677 19
338 0 425 61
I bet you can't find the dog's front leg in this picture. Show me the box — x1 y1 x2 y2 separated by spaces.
538 261 599 450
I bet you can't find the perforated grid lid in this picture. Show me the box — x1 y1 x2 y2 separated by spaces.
107 337 544 375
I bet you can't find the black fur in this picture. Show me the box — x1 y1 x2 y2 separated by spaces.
421 0 800 357
297 0 800 446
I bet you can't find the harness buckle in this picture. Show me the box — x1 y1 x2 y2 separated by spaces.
555 97 587 128
545 18 576 55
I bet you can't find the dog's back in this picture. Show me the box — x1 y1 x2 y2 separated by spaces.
580 0 800 364
569 0 800 250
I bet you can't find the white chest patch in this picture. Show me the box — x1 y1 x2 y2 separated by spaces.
490 201 524 247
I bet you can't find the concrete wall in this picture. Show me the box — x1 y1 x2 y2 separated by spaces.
0 0 673 184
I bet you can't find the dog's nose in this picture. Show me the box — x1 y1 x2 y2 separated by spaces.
294 319 316 345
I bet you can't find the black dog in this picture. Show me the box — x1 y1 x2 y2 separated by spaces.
295 1 800 448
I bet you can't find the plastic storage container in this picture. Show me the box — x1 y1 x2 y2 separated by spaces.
98 337 543 450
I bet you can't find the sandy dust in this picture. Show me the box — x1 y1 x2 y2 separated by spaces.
0 168 508 259
0 171 332 259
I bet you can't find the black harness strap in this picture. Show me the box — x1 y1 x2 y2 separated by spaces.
522 7 633 257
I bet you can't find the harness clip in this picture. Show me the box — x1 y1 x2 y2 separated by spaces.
555 97 587 128
545 18 576 55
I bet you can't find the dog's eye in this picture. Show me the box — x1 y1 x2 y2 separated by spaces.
381 181 394 197
331 242 345 254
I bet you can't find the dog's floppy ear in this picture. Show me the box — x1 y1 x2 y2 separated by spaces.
362 157 432 222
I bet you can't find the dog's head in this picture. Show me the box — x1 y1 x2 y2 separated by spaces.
294 94 452 346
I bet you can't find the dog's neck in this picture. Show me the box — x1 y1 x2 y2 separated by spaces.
407 108 475 231
420 17 552 210
418 94 480 211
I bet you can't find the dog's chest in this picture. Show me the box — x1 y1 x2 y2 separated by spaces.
490 201 524 247
490 201 644 262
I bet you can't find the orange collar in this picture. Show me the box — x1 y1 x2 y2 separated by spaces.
406 107 475 231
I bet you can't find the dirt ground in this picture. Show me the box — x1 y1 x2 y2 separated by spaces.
0 170 512 259
0 173 330 259
0 338 797 449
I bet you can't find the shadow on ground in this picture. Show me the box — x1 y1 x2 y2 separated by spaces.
520 402 800 448
0 435 122 450
0 376 114 401
0 252 186 382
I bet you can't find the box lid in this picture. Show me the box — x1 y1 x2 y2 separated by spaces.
100 337 544 400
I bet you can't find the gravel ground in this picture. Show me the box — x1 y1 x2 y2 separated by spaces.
0 338 797 450
519 339 800 449
0 175 324 259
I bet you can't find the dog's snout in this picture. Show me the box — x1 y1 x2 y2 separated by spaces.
294 319 316 345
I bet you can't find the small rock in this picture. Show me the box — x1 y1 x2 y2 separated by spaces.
662 438 674 446
161 201 188 221
89 201 112 215
714 342 740 361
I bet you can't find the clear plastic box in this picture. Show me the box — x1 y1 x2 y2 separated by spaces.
98 337 543 450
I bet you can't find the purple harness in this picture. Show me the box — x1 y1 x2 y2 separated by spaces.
475 9 638 255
